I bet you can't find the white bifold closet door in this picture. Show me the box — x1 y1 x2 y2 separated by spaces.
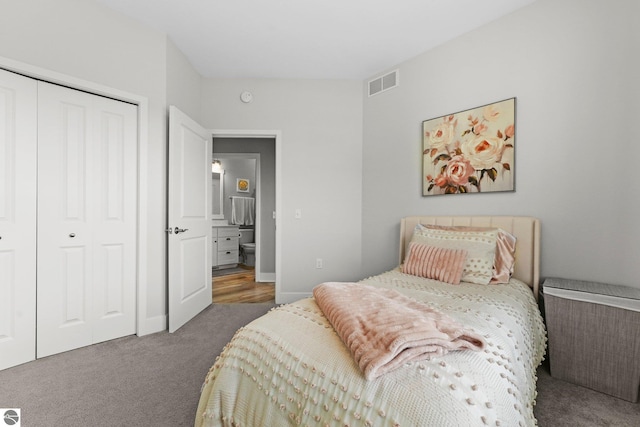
0 69 38 370
36 82 137 358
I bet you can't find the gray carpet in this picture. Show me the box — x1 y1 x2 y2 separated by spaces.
1 303 638 427
0 303 276 427
534 359 640 426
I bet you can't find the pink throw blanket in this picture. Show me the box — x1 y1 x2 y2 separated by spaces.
313 282 486 380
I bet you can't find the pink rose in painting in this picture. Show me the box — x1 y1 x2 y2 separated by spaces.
505 124 515 139
461 135 505 170
444 155 475 186
434 174 448 188
483 104 501 122
427 121 455 151
473 123 487 135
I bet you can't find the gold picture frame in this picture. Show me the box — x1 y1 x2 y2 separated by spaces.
236 178 250 193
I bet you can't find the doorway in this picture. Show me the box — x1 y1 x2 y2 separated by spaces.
211 133 279 303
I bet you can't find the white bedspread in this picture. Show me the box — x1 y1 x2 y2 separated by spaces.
195 269 546 427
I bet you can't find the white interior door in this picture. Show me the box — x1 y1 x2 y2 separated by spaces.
0 70 37 370
168 106 212 333
89 94 138 343
36 82 137 358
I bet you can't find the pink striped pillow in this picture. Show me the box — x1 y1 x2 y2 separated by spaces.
402 242 468 285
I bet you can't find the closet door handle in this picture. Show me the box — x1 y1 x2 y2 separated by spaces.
69 233 76 238
174 227 189 234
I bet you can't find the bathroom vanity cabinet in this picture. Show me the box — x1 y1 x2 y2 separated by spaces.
212 226 240 268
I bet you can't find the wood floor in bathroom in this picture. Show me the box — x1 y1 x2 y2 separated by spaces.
212 265 275 303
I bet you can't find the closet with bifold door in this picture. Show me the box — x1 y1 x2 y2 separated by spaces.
0 68 138 370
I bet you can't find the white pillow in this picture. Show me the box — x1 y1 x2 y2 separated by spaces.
422 224 517 284
410 224 498 285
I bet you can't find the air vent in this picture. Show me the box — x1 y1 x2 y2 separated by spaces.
368 69 399 97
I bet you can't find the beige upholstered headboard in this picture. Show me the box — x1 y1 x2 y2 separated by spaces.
399 216 541 299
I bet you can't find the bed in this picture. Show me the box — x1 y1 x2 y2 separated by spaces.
195 215 546 427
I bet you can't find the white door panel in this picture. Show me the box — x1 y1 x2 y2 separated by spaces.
179 236 209 299
37 83 94 357
37 82 136 357
0 69 37 370
91 97 137 344
168 106 212 333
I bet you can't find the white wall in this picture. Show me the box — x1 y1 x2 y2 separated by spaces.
362 0 640 289
6 0 633 321
0 0 362 319
166 39 203 124
0 0 200 333
201 78 364 302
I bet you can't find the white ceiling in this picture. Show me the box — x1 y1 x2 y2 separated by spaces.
95 0 536 80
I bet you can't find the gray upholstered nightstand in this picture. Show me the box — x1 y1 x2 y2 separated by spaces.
542 277 640 402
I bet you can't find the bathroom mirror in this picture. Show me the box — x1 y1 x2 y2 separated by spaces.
212 170 224 219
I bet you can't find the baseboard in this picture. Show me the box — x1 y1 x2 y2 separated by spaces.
276 291 311 304
258 272 276 282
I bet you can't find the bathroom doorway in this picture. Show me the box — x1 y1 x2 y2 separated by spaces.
211 134 278 303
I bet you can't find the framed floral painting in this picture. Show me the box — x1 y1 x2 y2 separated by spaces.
236 178 250 193
422 98 515 196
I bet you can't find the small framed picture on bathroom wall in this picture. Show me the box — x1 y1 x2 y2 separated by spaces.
236 178 250 193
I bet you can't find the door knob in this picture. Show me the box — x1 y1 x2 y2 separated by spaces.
174 227 189 234
69 233 76 238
